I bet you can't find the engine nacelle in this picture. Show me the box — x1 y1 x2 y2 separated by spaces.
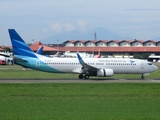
97 68 114 77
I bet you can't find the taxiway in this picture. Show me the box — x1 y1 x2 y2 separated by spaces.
0 78 160 83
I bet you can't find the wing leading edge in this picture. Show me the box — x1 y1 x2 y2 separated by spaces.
77 53 98 72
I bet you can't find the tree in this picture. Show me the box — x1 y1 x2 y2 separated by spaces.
140 53 150 59
133 53 140 59
133 53 150 59
3 47 11 52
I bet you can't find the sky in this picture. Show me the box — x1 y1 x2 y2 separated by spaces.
1 0 160 45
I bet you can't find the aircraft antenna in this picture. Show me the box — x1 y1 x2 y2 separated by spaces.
94 32 97 41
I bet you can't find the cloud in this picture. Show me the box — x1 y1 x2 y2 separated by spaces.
50 23 62 32
49 20 88 33
64 23 75 31
77 20 87 32
50 23 75 33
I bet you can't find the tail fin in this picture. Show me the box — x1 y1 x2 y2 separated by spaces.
8 29 37 58
94 49 101 58
36 46 43 54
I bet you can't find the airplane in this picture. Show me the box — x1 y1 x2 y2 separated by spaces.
36 46 62 57
36 46 43 54
8 29 158 79
0 52 13 65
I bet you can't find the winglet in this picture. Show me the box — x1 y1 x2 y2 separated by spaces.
8 29 37 58
77 53 85 65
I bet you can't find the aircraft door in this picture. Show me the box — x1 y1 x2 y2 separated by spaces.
141 62 144 69
36 60 40 67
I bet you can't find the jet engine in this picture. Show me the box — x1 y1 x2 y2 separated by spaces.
97 68 114 77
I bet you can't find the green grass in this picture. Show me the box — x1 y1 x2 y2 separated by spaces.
0 65 160 119
0 65 160 79
0 83 160 120
0 65 77 79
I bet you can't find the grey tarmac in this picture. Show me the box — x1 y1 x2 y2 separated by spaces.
0 78 160 83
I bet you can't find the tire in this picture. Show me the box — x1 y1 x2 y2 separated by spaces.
141 76 145 79
84 74 89 79
79 74 83 79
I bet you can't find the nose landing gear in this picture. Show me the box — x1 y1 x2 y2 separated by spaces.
141 74 145 79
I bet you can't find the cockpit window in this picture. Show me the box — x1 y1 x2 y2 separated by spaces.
148 63 152 65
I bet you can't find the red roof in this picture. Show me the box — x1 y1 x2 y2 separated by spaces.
64 40 77 43
1 46 12 49
131 40 144 43
0 48 4 51
64 40 160 44
97 40 109 43
30 45 57 51
84 40 98 43
107 40 120 43
33 41 43 45
144 40 156 43
119 40 132 43
75 40 87 43
3 41 160 53
57 47 160 53
30 42 57 51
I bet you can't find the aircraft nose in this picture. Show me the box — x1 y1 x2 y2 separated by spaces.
154 65 158 71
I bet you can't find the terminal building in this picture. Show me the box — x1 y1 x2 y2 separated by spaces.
1 39 160 61
28 39 160 62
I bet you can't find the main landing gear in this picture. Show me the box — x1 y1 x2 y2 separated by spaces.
78 74 89 79
141 74 145 79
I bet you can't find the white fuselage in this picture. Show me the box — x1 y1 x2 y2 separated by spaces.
36 57 157 74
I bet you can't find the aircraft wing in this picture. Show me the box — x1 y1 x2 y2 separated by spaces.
0 53 10 57
77 53 98 72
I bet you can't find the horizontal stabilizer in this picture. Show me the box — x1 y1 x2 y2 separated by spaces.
13 57 28 62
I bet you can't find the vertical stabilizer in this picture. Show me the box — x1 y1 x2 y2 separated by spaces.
8 29 37 58
36 46 44 54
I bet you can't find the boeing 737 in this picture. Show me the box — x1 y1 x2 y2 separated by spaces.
8 29 158 79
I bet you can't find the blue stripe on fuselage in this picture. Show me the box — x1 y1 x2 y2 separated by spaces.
14 56 63 73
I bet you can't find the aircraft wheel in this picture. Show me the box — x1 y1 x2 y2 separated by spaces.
79 74 83 79
84 74 89 79
141 75 145 79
